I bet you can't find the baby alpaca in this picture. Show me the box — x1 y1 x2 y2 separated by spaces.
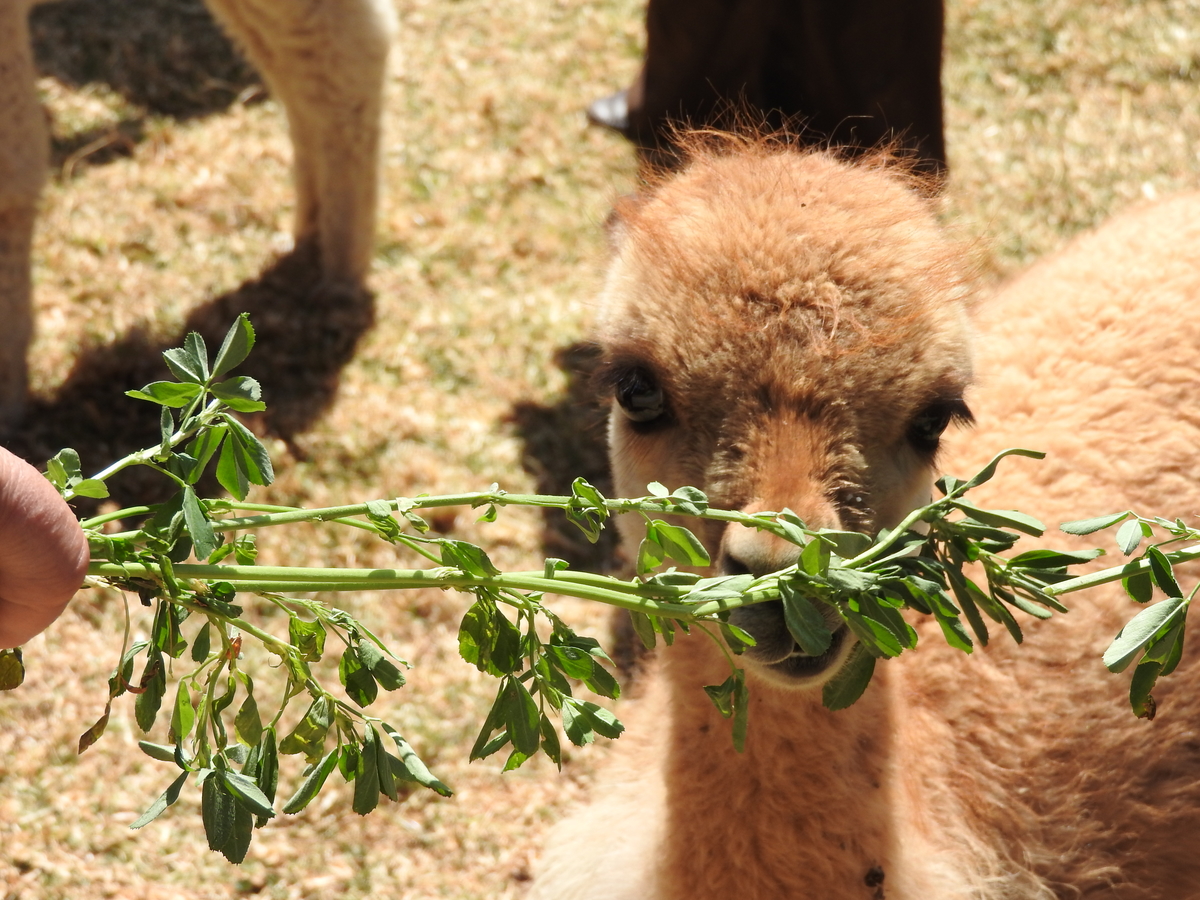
532 137 1200 898
0 0 396 428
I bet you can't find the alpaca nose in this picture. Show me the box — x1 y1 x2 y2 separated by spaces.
719 498 841 578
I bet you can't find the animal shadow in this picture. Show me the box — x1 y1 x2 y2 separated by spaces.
31 0 262 174
11 247 374 511
509 341 618 571
509 342 655 683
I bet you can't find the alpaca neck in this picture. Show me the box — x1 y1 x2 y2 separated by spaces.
658 634 898 900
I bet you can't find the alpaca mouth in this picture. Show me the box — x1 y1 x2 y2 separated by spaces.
763 625 850 682
729 601 855 687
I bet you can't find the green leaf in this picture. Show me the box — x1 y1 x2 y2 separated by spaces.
288 617 327 662
281 749 339 814
944 569 990 646
504 678 541 757
1122 570 1154 604
932 605 973 653
219 414 275 494
382 725 453 796
233 535 258 566
825 567 879 594
339 647 379 707
191 621 212 662
669 485 709 516
137 741 177 763
278 696 333 759
957 448 1045 493
549 644 594 680
169 682 195 743
134 650 166 732
1007 548 1103 569
163 333 209 385
628 611 657 650
565 477 609 542
202 769 236 854
817 530 873 559
45 448 81 490
247 727 278 821
583 662 621 701
951 501 1045 537
216 433 249 500
564 699 624 741
211 377 266 413
1060 512 1130 536
779 580 834 656
458 598 522 676
377 742 399 803
224 802 254 865
71 478 110 499
181 486 219 561
800 537 830 576
1103 596 1188 673
650 521 710 567
560 700 593 747
539 714 562 768
683 573 755 604
703 675 735 718
223 771 276 820
365 500 402 542
1116 519 1146 556
1129 659 1163 719
731 669 749 753
108 640 148 700
126 381 204 408
353 726 381 815
441 540 501 577
212 314 256 378
1147 546 1182 598
235 693 263 747
821 643 876 710
187 425 227 481
356 640 407 691
0 648 25 691
131 770 189 829
636 536 666 575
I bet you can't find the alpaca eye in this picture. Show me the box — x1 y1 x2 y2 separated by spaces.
615 367 667 423
907 397 972 454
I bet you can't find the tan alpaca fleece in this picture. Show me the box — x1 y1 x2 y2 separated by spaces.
533 139 1200 899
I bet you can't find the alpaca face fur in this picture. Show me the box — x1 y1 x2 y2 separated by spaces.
531 142 1200 899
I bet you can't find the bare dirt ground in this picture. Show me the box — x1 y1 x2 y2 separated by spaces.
4 0 1200 897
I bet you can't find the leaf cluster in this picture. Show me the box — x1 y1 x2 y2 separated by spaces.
32 319 1199 867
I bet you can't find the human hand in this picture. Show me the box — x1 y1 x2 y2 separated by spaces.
0 447 89 648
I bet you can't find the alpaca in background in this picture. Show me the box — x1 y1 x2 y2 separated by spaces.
0 0 396 429
532 136 1200 898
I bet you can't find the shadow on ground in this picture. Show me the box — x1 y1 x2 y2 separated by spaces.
11 247 374 511
31 0 259 118
508 341 620 572
31 0 263 174
510 343 658 681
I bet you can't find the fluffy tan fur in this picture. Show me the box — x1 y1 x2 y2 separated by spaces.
532 139 1200 898
0 0 395 427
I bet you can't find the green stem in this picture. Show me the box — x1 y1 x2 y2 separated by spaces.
1045 544 1200 597
67 399 222 501
88 562 709 619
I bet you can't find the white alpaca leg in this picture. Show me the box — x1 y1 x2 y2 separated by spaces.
0 0 45 430
202 0 396 286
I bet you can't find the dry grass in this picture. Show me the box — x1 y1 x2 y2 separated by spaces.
5 0 1200 897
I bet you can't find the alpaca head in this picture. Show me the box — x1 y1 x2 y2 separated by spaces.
596 138 975 688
